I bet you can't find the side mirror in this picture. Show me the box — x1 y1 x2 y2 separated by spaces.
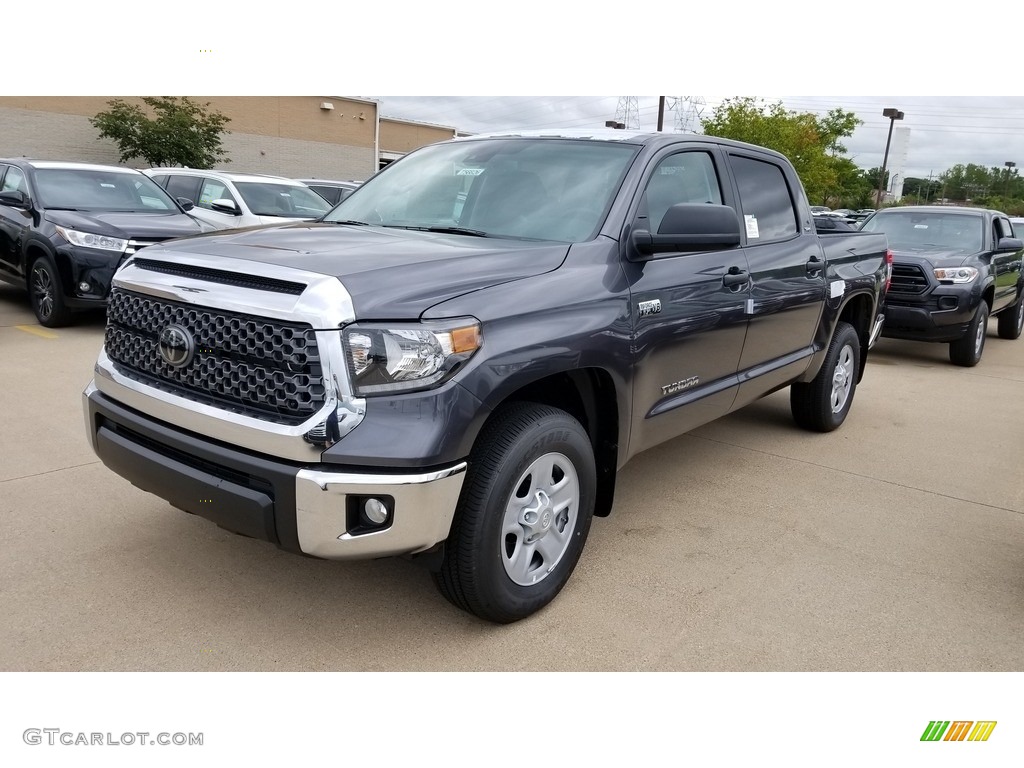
630 203 742 260
0 189 30 208
210 199 239 215
996 236 1022 253
176 197 195 211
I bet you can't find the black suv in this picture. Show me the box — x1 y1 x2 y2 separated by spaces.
0 159 217 326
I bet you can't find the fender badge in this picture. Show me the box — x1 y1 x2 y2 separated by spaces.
638 299 662 317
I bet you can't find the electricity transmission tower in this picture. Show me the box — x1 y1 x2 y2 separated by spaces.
614 97 640 130
672 96 706 133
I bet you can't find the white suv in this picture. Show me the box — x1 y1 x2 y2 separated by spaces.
143 168 332 229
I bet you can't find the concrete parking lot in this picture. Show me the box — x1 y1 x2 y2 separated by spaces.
1 283 1022 672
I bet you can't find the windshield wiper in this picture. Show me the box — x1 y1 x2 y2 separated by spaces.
326 219 369 226
382 224 488 237
424 226 489 237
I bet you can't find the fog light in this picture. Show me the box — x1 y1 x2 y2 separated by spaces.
363 498 389 525
78 281 91 293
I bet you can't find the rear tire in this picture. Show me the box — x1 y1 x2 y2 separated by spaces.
791 321 860 433
433 402 596 623
996 291 1024 340
29 256 72 327
949 301 988 366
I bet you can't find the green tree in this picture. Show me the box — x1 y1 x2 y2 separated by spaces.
90 97 231 169
700 97 861 204
940 163 997 203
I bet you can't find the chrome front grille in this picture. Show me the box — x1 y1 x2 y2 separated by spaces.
104 288 326 424
125 238 170 255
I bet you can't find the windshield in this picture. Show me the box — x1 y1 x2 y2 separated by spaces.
860 210 984 252
35 168 181 212
325 138 640 241
233 182 332 218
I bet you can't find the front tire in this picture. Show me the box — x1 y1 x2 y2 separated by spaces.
996 290 1024 340
949 301 988 367
433 402 596 623
29 257 72 327
791 321 860 433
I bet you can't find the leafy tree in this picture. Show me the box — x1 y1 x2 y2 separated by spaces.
700 97 861 204
90 97 231 169
939 163 998 203
825 157 872 208
901 177 942 203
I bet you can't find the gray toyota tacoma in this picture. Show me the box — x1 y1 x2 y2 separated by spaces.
83 131 891 622
860 205 1024 366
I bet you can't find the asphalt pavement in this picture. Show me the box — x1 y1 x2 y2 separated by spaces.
1 283 1022 671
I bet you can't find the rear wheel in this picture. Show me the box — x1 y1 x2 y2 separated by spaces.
996 291 1024 340
433 402 596 623
949 301 988 367
29 257 72 327
791 321 860 433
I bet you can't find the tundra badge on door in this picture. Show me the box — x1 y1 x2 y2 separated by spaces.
638 299 662 317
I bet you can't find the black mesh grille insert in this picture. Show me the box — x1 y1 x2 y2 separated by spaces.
890 263 929 294
132 258 307 295
105 288 325 424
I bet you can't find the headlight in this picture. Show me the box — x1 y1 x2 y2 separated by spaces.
54 225 128 253
933 266 978 283
343 320 481 395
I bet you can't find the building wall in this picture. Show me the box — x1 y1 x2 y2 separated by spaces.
380 118 456 154
0 96 380 180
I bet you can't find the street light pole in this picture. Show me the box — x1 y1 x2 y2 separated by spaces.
1004 161 1016 199
875 108 905 208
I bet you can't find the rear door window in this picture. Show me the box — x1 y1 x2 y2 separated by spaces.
730 155 798 242
309 185 342 205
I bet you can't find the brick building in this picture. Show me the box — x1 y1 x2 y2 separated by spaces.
0 96 458 180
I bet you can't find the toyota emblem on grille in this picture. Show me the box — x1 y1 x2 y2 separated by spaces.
158 324 195 368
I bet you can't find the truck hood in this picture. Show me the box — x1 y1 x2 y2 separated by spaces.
145 222 571 319
889 248 976 269
44 210 206 239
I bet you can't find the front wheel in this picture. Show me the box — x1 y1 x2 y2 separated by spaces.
791 321 861 433
433 402 596 623
29 257 72 327
996 290 1024 340
949 301 989 367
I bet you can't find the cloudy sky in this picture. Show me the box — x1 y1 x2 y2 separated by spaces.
372 96 1024 182
17 2 1021 184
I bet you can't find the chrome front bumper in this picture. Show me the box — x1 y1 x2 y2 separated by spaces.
84 381 467 560
295 464 467 559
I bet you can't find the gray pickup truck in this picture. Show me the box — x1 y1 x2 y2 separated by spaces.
860 205 1024 366
83 130 891 622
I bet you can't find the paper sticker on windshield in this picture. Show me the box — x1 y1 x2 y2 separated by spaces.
913 224 929 229
744 215 759 239
457 168 485 176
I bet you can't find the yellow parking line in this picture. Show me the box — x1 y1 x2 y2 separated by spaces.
14 325 58 339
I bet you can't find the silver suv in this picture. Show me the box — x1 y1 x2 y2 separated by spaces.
144 168 331 229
